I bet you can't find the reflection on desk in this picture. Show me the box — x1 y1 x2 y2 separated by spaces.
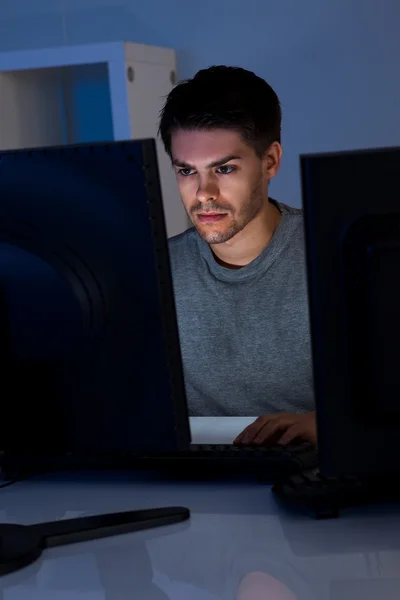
0 470 399 599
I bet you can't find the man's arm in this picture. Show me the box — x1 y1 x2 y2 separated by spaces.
233 411 317 446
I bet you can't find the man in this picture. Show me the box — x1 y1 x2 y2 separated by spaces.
158 66 316 446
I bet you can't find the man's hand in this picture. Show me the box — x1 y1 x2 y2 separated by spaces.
233 411 317 446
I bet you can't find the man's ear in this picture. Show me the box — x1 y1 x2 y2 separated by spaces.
263 142 282 180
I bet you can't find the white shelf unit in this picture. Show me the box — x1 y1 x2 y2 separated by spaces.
0 41 188 238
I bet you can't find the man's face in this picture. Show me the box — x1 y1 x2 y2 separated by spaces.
171 129 271 244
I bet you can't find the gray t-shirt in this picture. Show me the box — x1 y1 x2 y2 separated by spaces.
168 200 314 416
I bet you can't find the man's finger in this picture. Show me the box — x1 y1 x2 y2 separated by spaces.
241 415 291 445
233 432 244 444
253 419 289 445
278 424 302 446
234 416 270 444
233 417 263 443
234 424 263 445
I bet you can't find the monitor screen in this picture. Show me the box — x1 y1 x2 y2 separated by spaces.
302 146 400 477
0 139 190 466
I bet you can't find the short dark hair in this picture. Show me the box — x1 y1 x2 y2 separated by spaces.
158 65 282 159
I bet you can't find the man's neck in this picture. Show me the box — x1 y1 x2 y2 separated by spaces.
210 200 281 268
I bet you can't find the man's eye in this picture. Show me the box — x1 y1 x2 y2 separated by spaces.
217 165 236 175
178 168 196 177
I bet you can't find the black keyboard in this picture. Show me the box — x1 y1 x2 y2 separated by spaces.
272 468 393 518
0 444 318 483
132 442 318 479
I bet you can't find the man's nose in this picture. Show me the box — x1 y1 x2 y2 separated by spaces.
196 174 219 203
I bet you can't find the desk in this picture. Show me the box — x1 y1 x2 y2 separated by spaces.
0 468 399 600
190 417 256 444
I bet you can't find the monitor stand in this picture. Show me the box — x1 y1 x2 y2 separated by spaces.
0 506 190 576
0 455 190 576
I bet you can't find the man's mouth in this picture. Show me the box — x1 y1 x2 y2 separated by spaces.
197 213 227 223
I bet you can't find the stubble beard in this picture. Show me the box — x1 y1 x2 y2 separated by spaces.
192 178 265 245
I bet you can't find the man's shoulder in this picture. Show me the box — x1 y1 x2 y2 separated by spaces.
276 200 303 219
168 227 199 269
168 227 198 251
168 227 197 246
276 201 305 242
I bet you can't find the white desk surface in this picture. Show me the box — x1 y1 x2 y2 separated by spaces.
190 417 256 444
0 465 399 600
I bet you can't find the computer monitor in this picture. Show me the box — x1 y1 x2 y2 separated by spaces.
301 146 400 478
0 139 193 573
0 139 191 466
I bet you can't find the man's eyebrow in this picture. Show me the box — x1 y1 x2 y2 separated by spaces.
172 155 242 169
